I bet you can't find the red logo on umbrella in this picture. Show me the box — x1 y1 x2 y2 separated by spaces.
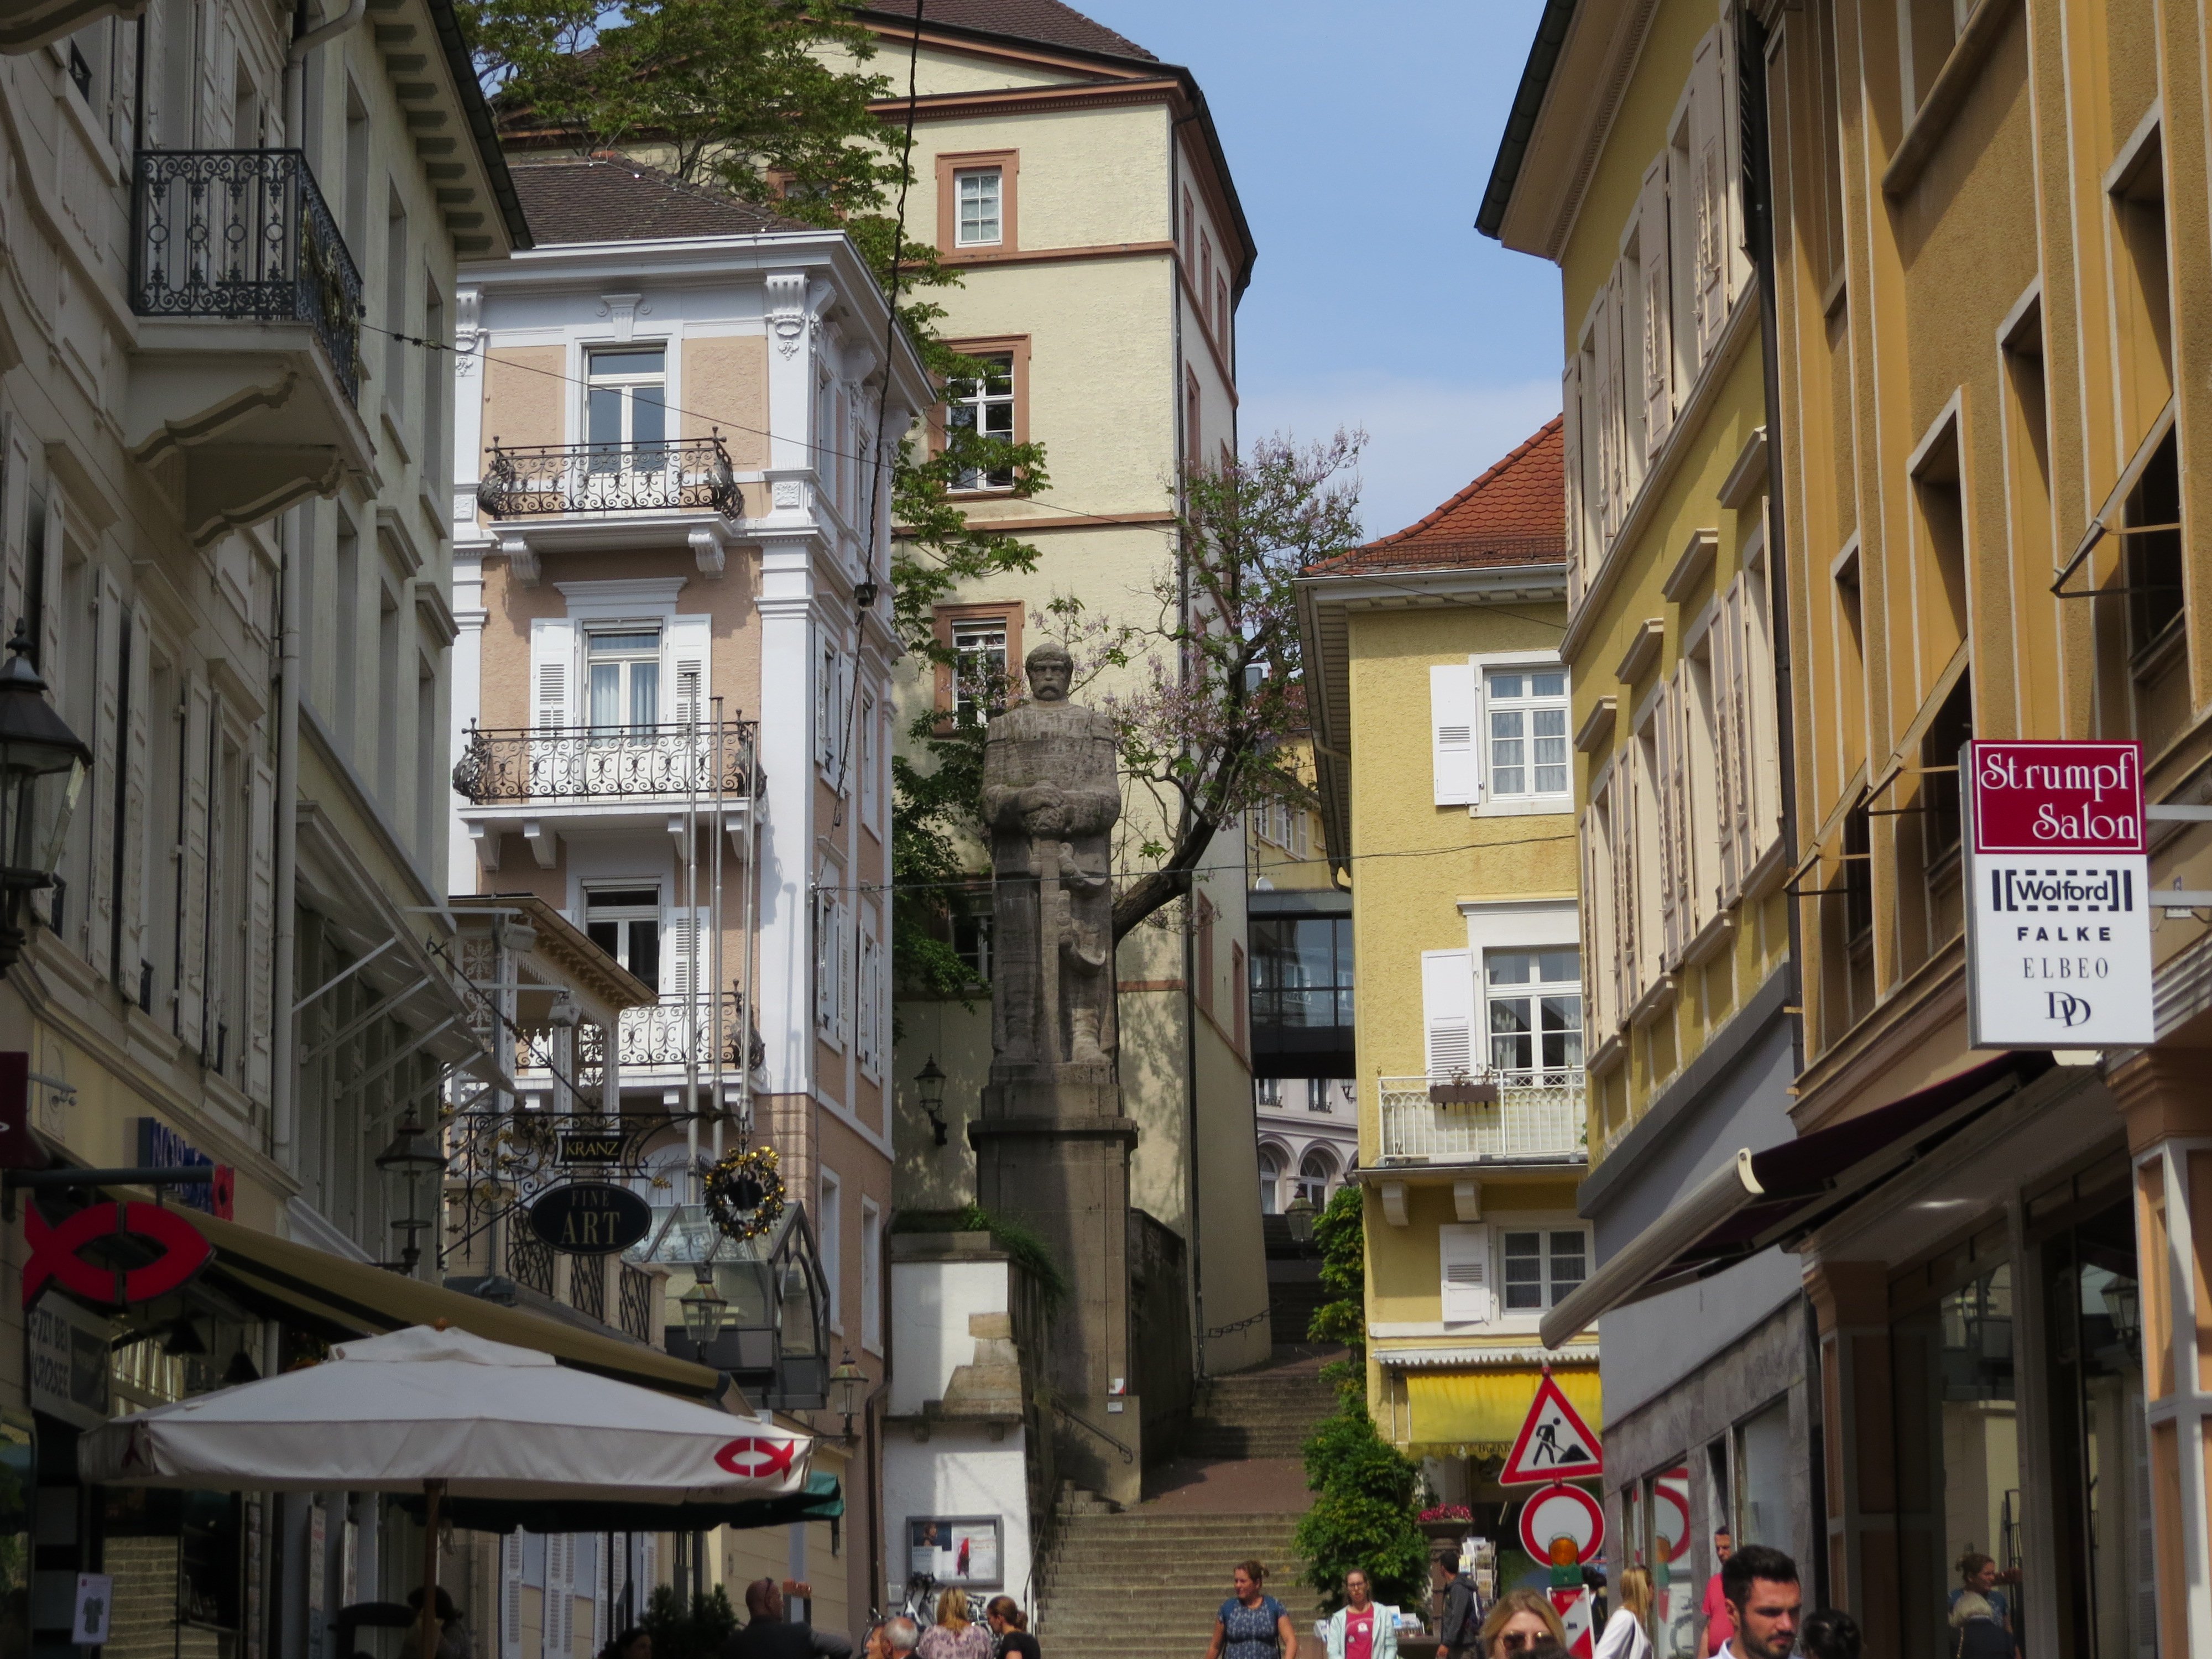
714 1436 797 1479
23 1201 212 1309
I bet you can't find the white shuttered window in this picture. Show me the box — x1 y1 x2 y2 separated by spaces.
1421 948 1475 1077
1439 1223 1494 1324
1430 663 1481 807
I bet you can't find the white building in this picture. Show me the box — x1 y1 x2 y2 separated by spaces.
447 155 931 1629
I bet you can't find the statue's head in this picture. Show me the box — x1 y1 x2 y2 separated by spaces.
1025 641 1073 703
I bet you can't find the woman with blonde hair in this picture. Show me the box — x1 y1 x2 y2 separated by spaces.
1594 1569 1654 1659
1477 1590 1569 1659
916 1588 992 1659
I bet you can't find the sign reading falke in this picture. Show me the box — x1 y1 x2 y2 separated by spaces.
1966 739 2154 1047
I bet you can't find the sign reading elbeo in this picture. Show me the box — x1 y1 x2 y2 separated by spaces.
1966 739 2154 1047
526 1182 652 1254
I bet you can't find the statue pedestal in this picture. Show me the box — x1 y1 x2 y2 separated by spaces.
972 1063 1142 1506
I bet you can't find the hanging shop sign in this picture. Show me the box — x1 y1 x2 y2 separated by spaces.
557 1131 628 1166
526 1182 653 1254
1498 1372 1603 1485
703 1145 785 1243
133 1118 235 1218
23 1201 211 1310
28 1291 111 1428
1965 739 2154 1047
1517 1482 1604 1566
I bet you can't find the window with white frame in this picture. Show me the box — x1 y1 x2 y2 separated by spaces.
946 356 1016 489
1486 667 1570 800
1502 1227 1589 1311
955 166 1003 246
585 346 667 472
1485 950 1583 1083
584 886 661 986
1296 1149 1333 1207
950 618 1008 724
586 629 660 730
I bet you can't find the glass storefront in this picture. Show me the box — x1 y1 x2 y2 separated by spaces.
1892 1260 2020 1659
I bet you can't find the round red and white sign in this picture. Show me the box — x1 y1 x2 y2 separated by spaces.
1518 1482 1605 1566
714 1436 797 1480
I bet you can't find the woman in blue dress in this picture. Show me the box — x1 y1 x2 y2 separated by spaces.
1208 1561 1300 1659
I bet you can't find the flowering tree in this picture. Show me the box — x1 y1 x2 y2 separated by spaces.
1081 430 1365 941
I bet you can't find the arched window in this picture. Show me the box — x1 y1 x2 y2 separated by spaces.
1257 1147 1284 1214
1297 1148 1334 1208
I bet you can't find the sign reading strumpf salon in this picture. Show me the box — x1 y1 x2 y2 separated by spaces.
1966 739 2154 1047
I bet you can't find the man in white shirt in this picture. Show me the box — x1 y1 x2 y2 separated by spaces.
1717 1546 1801 1659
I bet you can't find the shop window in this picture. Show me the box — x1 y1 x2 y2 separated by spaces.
2039 1195 2152 1659
1731 1396 1792 1548
1891 1261 2019 1659
1631 1464 1698 1657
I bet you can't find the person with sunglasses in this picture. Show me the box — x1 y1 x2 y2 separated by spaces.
1475 1591 1568 1659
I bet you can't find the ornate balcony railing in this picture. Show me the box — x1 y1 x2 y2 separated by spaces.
477 437 742 520
618 1263 657 1343
452 721 759 804
1376 1071 1587 1165
131 149 363 402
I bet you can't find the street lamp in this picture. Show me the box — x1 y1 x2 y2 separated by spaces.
828 1350 866 1439
1284 1189 1318 1245
679 1264 728 1358
0 625 88 973
915 1055 948 1146
375 1105 444 1275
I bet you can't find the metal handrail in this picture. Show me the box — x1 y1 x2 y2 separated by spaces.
477 436 742 520
131 148 363 401
451 719 759 804
1050 1398 1135 1464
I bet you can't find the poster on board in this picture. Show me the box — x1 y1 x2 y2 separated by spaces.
906 1517 1003 1588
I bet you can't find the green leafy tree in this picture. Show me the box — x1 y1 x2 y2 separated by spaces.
1306 1181 1368 1360
1294 1404 1429 1611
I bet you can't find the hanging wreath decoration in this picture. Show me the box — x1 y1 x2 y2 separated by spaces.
703 1145 785 1243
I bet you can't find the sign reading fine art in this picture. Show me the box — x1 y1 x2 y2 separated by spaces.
1965 739 2154 1047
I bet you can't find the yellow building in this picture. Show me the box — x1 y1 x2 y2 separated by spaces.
1297 422 1601 1525
1480 0 1811 1623
856 3 1276 1402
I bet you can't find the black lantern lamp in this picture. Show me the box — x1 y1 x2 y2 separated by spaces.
1284 1189 1318 1245
915 1055 949 1146
678 1263 728 1358
374 1105 444 1275
0 625 88 972
828 1350 866 1439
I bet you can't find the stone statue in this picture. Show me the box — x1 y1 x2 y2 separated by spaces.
981 641 1120 1071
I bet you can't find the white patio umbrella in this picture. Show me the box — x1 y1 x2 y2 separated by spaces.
79 1324 810 1659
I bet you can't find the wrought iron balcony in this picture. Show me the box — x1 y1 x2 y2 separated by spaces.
1375 1071 1587 1165
452 721 758 804
477 438 742 520
594 993 760 1074
131 149 363 401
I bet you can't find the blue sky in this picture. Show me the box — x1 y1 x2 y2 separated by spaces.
1079 0 1561 541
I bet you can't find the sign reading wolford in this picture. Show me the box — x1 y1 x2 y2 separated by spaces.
1966 739 2154 1047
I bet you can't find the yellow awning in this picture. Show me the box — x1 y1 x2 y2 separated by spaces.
1405 1366 1601 1452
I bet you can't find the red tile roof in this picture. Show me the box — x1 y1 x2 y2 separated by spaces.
509 156 819 245
860 0 1155 62
1308 416 1566 576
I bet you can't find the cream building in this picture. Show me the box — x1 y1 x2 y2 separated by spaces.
448 154 932 1629
856 2 1275 1410
1297 423 1601 1551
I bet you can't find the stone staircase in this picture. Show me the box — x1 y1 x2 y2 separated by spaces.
1034 1354 1344 1641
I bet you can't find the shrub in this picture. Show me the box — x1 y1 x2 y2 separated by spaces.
1293 1400 1430 1611
641 1584 735 1659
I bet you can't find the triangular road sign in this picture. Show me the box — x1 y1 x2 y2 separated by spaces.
1499 1372 1603 1485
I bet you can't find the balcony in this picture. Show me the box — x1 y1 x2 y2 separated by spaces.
451 721 758 869
124 150 373 544
474 439 745 579
1375 1071 1587 1166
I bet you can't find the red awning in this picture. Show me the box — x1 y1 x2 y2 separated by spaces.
1541 1050 2054 1347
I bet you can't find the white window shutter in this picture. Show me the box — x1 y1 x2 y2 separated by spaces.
176 677 211 1050
1691 28 1730 362
1615 760 1641 1013
530 618 575 728
202 709 228 1070
666 615 709 725
1430 663 1481 806
1639 156 1674 455
836 901 854 1046
1422 948 1475 1078
1439 1223 1494 1324
501 1532 524 1659
1580 802 1608 1037
1713 580 1744 903
247 754 274 1104
542 1534 570 1659
1561 360 1585 599
118 600 152 999
1652 685 1682 964
87 572 122 977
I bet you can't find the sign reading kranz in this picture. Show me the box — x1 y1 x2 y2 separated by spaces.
1966 739 2155 1047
